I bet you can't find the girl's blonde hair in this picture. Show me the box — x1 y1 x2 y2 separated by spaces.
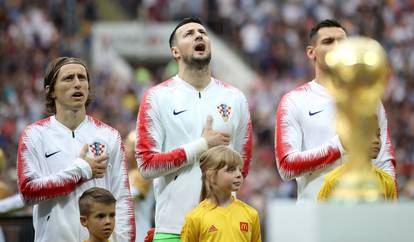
199 146 243 203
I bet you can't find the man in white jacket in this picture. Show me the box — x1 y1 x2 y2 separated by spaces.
135 17 252 242
274 19 396 202
17 57 135 241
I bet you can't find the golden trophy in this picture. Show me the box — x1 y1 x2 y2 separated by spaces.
323 37 389 202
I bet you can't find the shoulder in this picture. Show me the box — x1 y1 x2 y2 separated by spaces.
278 82 313 114
325 165 347 182
87 116 121 138
141 78 178 109
373 166 394 184
185 202 208 221
21 117 52 140
234 199 259 217
146 78 177 97
281 82 313 102
26 117 52 131
213 79 247 99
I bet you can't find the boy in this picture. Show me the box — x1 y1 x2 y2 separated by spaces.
79 187 117 242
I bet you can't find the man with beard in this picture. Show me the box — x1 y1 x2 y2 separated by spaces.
135 17 252 242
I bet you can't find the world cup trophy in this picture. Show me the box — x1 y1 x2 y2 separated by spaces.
323 37 389 202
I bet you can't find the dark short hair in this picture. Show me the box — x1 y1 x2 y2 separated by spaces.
79 187 116 217
169 17 204 48
44 57 91 115
308 19 347 44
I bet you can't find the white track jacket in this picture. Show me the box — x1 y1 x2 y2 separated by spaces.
275 80 396 201
136 75 252 234
17 115 135 242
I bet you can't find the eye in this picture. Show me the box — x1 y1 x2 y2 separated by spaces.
78 75 87 81
226 167 236 172
322 39 334 44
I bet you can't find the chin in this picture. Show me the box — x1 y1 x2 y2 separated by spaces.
232 187 240 192
71 104 86 111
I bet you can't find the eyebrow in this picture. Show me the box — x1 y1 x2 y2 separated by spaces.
62 73 87 79
320 37 335 42
183 28 207 35
320 35 345 43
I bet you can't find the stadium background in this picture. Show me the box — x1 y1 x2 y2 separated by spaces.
0 0 413 241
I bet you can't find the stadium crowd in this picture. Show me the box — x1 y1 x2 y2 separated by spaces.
0 0 414 239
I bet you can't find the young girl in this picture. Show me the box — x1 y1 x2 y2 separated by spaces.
181 146 262 242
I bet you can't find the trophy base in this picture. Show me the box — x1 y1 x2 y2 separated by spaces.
329 169 382 203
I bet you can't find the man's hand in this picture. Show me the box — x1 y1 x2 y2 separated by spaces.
79 144 109 179
202 116 230 148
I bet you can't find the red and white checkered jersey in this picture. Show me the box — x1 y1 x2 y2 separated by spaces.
136 75 252 234
17 115 135 242
275 80 396 201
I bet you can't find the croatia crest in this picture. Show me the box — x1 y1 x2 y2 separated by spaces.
89 141 107 157
217 104 232 122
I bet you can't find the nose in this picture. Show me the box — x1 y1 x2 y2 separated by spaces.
195 32 203 41
104 216 112 224
235 169 242 178
73 76 81 88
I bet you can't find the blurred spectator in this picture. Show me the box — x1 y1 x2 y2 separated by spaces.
125 130 154 242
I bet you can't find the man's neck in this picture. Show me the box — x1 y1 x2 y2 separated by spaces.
178 65 211 91
314 66 331 88
55 108 86 131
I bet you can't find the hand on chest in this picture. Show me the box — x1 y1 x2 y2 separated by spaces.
43 133 111 173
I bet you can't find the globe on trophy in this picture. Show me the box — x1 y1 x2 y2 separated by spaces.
322 36 389 203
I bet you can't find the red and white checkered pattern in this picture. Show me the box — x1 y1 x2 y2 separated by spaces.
89 142 106 157
217 104 232 122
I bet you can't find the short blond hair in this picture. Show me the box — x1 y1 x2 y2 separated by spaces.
199 146 243 203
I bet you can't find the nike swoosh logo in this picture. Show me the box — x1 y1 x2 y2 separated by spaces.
309 110 323 116
173 109 187 115
45 150 61 158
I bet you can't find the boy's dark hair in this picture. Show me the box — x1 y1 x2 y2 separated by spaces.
44 56 91 115
79 187 116 217
169 17 204 48
308 19 347 44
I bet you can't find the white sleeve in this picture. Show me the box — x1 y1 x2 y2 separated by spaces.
275 94 342 181
135 89 208 179
373 103 396 178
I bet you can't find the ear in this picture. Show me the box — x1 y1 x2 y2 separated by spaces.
171 46 180 60
205 170 214 184
45 85 55 99
306 45 316 61
80 216 88 227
